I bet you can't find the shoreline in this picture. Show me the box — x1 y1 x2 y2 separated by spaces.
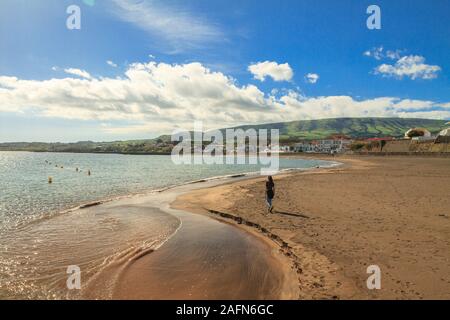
173 155 450 299
1 149 449 157
14 158 337 233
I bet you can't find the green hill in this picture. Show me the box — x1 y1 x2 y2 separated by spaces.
231 117 447 142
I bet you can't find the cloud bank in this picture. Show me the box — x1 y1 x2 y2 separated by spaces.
0 61 449 135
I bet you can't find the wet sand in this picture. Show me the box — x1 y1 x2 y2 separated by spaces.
174 156 450 299
80 180 299 300
111 210 297 299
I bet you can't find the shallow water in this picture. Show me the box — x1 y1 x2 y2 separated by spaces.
0 152 334 299
0 152 332 231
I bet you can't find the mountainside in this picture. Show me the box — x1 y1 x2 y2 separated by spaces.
231 117 448 142
0 118 448 153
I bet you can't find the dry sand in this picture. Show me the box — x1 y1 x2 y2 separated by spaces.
173 156 450 299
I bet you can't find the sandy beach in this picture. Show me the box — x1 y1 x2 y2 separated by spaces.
173 156 450 300
2 155 449 300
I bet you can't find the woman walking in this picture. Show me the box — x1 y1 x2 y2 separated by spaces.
265 176 275 213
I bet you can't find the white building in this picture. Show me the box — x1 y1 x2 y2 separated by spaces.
263 144 291 153
294 136 352 154
279 145 291 153
293 141 316 153
318 139 347 153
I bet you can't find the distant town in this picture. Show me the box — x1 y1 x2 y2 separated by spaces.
281 126 450 154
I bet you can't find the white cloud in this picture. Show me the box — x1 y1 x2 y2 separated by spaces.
364 46 384 60
386 50 401 60
375 55 441 80
364 47 441 80
63 68 92 80
0 61 449 135
110 0 223 52
107 60 118 68
364 47 403 61
305 73 319 84
248 61 293 82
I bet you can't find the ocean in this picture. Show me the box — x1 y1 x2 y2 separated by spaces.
0 151 336 299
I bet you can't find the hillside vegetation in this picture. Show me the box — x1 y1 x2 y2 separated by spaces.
232 117 447 142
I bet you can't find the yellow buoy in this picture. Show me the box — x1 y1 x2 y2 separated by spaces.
48 177 53 184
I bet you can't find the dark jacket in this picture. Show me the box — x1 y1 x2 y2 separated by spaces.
266 181 275 199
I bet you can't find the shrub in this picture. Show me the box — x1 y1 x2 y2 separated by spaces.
351 142 366 151
407 129 425 138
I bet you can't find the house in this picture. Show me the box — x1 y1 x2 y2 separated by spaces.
293 141 316 153
316 136 352 153
294 135 352 154
265 144 291 153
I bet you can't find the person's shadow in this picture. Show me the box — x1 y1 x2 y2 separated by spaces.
273 211 309 219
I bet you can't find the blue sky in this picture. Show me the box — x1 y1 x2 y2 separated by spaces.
0 0 449 142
